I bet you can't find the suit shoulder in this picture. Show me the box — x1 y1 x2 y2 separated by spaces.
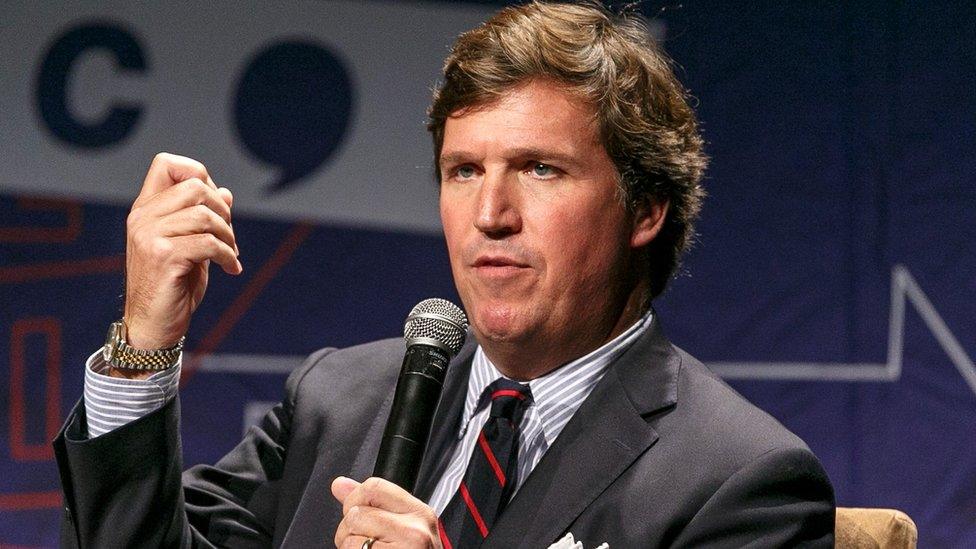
669 347 816 463
287 338 404 398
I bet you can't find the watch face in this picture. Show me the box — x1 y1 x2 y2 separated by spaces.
103 322 119 362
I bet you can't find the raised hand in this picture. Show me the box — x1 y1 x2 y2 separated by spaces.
118 153 242 377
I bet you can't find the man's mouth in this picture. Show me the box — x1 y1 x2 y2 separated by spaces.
472 255 529 269
470 255 532 280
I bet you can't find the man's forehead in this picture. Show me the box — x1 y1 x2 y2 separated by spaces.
438 80 603 161
446 78 595 120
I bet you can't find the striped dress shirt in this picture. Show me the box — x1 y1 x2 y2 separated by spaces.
83 351 181 438
82 309 653 514
426 310 653 514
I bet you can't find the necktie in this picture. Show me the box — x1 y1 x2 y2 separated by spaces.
438 378 533 548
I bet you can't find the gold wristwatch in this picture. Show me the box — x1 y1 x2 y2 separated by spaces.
103 320 184 370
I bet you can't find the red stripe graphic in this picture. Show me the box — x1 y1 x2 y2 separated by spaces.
9 317 61 461
182 222 314 385
0 491 61 511
458 482 489 538
0 255 124 284
0 197 83 243
478 432 506 486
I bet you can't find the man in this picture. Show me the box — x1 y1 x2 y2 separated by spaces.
55 2 835 547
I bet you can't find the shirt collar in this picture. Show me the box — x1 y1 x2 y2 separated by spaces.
459 309 654 442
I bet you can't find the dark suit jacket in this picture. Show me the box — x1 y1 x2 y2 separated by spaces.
55 318 835 548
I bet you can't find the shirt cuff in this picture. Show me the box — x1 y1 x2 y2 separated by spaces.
83 348 181 439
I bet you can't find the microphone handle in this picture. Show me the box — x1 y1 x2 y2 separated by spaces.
373 344 451 492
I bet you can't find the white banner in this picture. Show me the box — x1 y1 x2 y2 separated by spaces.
1 1 495 233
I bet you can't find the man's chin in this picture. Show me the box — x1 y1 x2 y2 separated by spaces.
469 306 534 345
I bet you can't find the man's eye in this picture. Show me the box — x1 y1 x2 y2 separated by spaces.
456 166 476 179
531 163 555 178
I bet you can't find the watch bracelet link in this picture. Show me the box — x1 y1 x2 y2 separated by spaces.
112 342 183 370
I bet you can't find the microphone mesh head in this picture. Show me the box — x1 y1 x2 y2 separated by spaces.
403 298 469 356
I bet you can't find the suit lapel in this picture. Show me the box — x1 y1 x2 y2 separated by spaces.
310 338 475 547
484 317 681 548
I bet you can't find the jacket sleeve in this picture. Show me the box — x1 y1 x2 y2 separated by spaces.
669 446 836 548
54 348 331 548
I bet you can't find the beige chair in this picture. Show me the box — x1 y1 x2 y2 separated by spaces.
835 507 918 548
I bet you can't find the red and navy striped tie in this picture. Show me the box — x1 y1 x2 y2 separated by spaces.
438 378 532 548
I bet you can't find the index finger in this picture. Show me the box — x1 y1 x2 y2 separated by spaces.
340 477 428 516
136 152 217 205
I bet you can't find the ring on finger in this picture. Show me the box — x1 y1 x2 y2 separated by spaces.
362 537 376 549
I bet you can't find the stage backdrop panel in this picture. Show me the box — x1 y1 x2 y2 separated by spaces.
1 1 973 546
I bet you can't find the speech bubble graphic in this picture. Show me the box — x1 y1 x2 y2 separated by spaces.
234 40 354 193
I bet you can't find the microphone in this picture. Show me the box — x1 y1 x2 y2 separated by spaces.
373 298 469 492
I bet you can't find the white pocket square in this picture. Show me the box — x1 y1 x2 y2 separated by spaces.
547 532 609 549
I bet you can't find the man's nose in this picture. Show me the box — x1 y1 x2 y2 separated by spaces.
474 171 521 237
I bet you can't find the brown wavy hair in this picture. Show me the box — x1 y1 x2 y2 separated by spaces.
428 1 708 298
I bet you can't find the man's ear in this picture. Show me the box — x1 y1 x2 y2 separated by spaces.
631 196 669 248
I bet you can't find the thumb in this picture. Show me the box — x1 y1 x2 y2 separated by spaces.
331 476 361 504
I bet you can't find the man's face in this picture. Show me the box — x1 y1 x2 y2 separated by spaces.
439 79 660 363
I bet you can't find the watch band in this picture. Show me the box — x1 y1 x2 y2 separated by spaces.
103 320 184 370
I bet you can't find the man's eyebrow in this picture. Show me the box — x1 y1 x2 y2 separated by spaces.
439 148 584 168
505 147 582 168
438 152 473 167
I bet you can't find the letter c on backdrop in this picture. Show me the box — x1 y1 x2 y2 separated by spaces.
35 22 147 149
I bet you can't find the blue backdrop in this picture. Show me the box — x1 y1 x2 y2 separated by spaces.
2 1 974 546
